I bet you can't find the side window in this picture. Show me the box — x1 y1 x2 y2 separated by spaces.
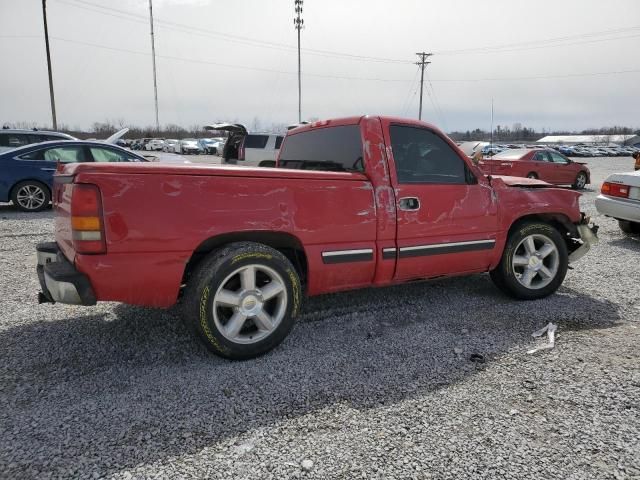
274 136 284 149
549 152 569 164
389 125 466 184
0 134 30 148
43 147 87 163
244 135 269 149
18 149 46 160
532 152 548 161
89 147 128 162
278 125 364 172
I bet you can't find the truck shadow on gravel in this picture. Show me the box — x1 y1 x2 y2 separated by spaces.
0 275 623 477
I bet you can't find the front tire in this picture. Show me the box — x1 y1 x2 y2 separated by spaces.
490 222 568 300
11 181 50 212
182 242 302 359
619 220 640 234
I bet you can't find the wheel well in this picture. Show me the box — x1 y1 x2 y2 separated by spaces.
10 179 51 199
508 214 580 252
181 231 308 290
526 172 538 178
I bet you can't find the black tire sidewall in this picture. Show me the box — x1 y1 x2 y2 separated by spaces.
11 181 50 212
192 244 302 360
494 222 568 300
574 172 587 189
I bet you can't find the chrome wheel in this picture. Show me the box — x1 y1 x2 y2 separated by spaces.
16 184 46 211
213 264 287 344
512 234 560 290
575 172 587 189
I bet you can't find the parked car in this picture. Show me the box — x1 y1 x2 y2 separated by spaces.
145 139 165 151
205 123 284 167
179 139 201 155
595 169 640 233
163 139 180 153
0 140 147 212
0 129 76 153
197 138 218 154
478 148 590 189
36 115 597 360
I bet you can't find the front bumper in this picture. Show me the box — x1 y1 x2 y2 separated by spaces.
36 242 97 306
568 219 599 263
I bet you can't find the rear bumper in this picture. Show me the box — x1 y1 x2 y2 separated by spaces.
595 194 640 223
36 242 96 306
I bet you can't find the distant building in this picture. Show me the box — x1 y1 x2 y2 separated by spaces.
536 134 640 146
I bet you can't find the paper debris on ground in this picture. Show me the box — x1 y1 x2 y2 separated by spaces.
527 322 557 354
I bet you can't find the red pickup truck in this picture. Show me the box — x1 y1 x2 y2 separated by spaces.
36 116 598 359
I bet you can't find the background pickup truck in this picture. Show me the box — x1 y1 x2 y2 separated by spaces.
36 115 598 360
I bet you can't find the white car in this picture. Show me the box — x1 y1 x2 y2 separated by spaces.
163 139 179 153
204 123 283 167
595 170 640 234
145 139 165 151
179 138 201 155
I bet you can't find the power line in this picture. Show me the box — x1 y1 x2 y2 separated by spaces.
53 0 413 65
9 34 639 84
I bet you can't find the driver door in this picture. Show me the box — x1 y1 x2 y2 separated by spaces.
382 121 499 281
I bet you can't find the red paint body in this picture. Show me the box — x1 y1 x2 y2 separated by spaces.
53 116 584 308
478 149 590 186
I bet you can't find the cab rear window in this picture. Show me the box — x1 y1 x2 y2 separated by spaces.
278 125 363 172
244 135 269 149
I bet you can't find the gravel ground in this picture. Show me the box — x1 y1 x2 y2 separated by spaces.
1 157 639 479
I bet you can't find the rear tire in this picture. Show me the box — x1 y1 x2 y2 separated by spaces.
572 171 588 190
618 220 640 234
182 242 302 360
490 222 568 300
11 181 50 212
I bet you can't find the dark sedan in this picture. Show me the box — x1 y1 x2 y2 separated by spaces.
0 140 147 212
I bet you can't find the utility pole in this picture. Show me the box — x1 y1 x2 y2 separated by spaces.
294 0 304 123
42 0 57 130
490 98 494 147
149 0 159 131
415 52 432 120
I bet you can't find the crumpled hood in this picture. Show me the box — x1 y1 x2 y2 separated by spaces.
490 175 552 188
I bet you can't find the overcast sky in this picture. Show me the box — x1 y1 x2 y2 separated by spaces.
1 0 638 132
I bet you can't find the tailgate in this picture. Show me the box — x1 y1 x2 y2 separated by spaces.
53 175 75 262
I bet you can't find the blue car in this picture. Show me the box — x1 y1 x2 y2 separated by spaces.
0 140 147 212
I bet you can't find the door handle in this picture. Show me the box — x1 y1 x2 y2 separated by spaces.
40 168 56 171
398 197 420 211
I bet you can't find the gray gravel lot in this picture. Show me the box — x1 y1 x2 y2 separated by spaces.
1 157 639 479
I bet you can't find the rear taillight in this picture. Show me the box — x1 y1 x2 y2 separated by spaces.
71 184 106 254
601 182 629 198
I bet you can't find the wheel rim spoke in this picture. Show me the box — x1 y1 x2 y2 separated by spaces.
523 236 536 255
260 281 284 301
537 243 555 259
512 255 529 266
520 268 537 287
539 266 554 279
253 310 274 332
224 312 247 338
240 266 256 290
216 289 241 307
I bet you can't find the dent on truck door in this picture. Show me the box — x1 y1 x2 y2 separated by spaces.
384 123 499 281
